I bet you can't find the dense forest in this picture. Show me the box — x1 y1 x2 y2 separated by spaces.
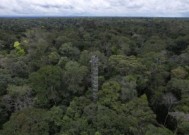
0 17 189 135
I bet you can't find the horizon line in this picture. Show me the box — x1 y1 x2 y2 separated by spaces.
0 15 189 18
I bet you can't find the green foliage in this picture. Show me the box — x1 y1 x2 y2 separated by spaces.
140 51 168 70
29 65 63 107
48 51 60 64
98 81 121 106
167 35 189 54
23 29 51 71
94 131 101 135
47 106 64 134
59 42 80 60
58 57 70 68
122 95 156 134
95 105 121 134
120 75 137 102
145 125 174 135
0 108 49 135
171 66 188 79
141 36 167 54
177 121 189 135
9 60 29 78
0 70 11 96
108 55 145 75
48 106 64 126
0 103 10 128
168 78 189 100
61 97 91 135
7 85 31 97
1 18 189 135
13 41 25 56
96 95 156 135
63 61 88 95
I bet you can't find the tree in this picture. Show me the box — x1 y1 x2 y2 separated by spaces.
120 75 137 102
8 60 29 78
168 112 189 135
29 65 63 107
0 69 11 96
98 81 121 107
55 35 70 48
171 66 188 79
111 35 136 55
47 106 64 135
108 55 145 76
6 85 33 111
1 17 189 135
59 42 80 60
58 57 70 68
167 35 189 54
140 36 167 54
168 78 189 98
177 121 189 135
48 51 60 65
0 108 49 135
61 97 91 135
13 41 25 56
167 78 189 113
22 29 51 71
63 61 88 95
0 101 10 128
145 125 173 135
118 95 157 135
0 40 5 50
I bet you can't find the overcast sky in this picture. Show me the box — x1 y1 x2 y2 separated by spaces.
0 0 189 17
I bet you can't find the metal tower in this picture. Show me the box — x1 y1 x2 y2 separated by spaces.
90 55 99 102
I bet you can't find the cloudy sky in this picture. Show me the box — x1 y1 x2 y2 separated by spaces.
0 0 189 17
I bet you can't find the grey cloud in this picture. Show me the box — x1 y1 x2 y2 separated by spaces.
0 0 189 17
107 0 126 7
36 4 62 9
181 11 189 17
35 4 74 10
11 7 39 15
107 0 143 8
0 5 5 9
11 9 29 14
126 3 143 9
